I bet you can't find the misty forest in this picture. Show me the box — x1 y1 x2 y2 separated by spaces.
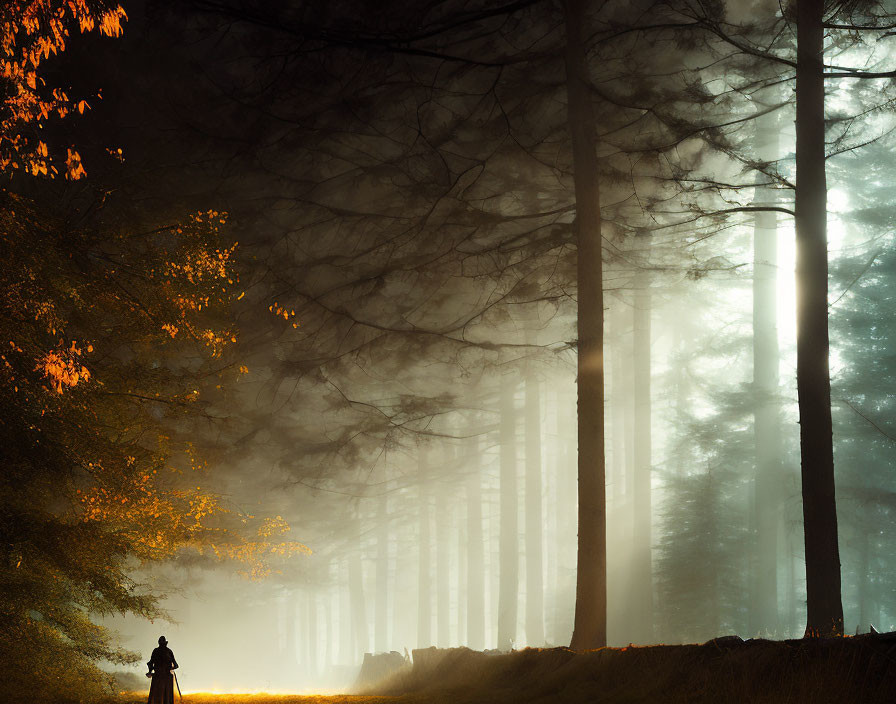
5 0 896 702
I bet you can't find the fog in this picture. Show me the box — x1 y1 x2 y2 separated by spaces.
101 233 814 693
63 0 896 693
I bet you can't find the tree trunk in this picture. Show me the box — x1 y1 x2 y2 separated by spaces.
457 515 467 646
395 512 415 650
323 585 332 671
623 304 636 639
285 592 297 670
497 380 519 651
858 527 869 633
306 589 318 677
466 434 486 650
525 373 545 646
339 560 353 665
751 96 783 637
564 0 607 651
546 387 560 644
606 303 629 644
795 0 843 637
417 452 432 648
349 511 369 657
632 275 653 643
375 491 389 653
554 384 577 645
436 481 450 647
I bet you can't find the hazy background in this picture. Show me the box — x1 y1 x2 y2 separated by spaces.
61 0 896 692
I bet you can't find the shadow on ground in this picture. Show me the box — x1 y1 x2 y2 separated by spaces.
364 633 896 703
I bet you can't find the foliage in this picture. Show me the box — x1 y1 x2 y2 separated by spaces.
656 464 749 642
0 193 308 702
829 142 896 633
0 0 128 180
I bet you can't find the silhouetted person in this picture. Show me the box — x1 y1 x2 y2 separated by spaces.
146 636 178 704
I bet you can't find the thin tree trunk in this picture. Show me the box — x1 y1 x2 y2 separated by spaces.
795 0 843 637
525 373 545 646
497 380 519 651
547 387 560 644
606 303 628 644
488 477 500 649
395 514 415 651
632 274 653 643
564 0 607 650
375 491 389 652
554 385 577 645
417 452 432 648
457 515 467 646
323 586 332 671
339 560 353 665
285 592 297 671
282 590 303 671
349 510 369 657
751 97 783 637
466 434 485 650
307 589 318 677
436 482 450 647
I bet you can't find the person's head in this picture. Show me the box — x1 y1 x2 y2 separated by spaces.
158 636 168 646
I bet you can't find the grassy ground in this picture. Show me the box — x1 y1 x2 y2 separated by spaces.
114 635 896 704
371 636 896 703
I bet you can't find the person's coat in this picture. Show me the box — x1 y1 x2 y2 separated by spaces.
147 646 178 704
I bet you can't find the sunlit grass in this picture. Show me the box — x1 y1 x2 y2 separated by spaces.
116 695 402 704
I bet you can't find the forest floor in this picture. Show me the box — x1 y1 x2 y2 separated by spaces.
367 635 896 703
114 634 896 704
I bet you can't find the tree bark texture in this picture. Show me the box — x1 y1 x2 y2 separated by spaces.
795 0 843 637
564 0 608 650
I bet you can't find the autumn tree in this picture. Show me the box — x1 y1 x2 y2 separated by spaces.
0 4 308 698
0 0 127 179
0 193 311 702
